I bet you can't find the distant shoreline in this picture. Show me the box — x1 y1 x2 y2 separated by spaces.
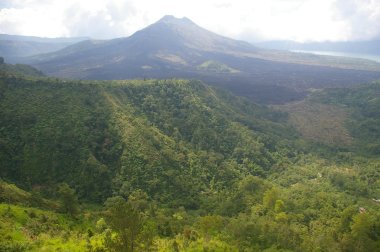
291 50 380 63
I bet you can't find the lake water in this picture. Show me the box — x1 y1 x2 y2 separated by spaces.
291 50 380 63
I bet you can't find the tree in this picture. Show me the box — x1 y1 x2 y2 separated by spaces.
58 183 79 216
128 189 149 212
197 215 224 240
104 196 144 252
274 200 285 213
263 188 279 211
350 213 377 252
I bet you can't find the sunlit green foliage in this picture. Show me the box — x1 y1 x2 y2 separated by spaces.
312 81 380 155
0 72 379 251
58 183 79 216
0 75 294 206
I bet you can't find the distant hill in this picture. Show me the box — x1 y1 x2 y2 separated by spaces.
0 59 44 77
276 80 380 155
0 34 88 63
24 16 380 104
0 34 88 43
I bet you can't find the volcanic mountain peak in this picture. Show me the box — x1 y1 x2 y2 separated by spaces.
135 14 208 41
26 15 380 103
132 15 257 54
157 15 194 25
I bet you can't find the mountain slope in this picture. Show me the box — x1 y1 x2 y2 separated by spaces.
0 73 296 206
274 80 380 157
26 16 380 104
28 15 259 77
1 70 380 252
311 81 380 155
0 61 44 77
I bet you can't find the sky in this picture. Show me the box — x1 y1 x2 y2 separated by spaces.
0 0 379 42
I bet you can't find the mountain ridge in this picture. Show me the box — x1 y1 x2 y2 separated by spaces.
16 16 380 104
0 34 88 63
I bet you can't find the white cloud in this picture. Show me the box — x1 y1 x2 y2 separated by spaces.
333 0 380 40
0 6 69 37
0 0 379 41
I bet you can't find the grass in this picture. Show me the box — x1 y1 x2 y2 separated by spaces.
197 60 240 73
0 180 59 210
275 100 353 146
0 180 104 251
0 203 98 251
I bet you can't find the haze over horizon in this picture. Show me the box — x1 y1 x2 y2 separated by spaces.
1 0 379 43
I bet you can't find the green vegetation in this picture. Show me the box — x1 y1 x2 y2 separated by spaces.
0 62 43 77
0 75 293 204
277 100 353 146
58 183 79 216
311 81 380 155
197 60 239 73
0 202 97 252
0 71 379 251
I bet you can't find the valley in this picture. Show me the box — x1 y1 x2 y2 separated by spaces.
0 62 379 251
0 10 380 252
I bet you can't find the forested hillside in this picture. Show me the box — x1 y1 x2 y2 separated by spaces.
0 70 379 251
0 59 43 77
312 82 380 155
